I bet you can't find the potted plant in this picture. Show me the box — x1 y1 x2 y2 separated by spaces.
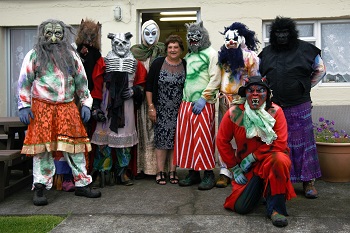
313 117 350 182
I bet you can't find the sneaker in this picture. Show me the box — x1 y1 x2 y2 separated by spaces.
303 180 318 199
33 183 48 206
178 170 201 186
216 174 231 188
270 211 288 227
198 170 215 190
75 186 101 198
62 180 75 192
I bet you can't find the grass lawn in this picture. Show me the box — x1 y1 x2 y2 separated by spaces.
0 215 65 233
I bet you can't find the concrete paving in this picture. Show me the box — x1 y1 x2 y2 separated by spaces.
0 168 349 233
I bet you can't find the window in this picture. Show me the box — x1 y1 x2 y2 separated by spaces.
262 19 350 86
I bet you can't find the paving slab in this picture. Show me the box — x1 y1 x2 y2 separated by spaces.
0 168 349 233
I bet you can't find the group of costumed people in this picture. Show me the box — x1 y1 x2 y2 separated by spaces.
17 15 326 228
215 16 325 227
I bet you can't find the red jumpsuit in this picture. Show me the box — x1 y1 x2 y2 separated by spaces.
216 103 296 211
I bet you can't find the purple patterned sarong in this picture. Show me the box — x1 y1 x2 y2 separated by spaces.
283 101 321 183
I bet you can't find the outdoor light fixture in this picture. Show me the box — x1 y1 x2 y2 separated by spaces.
160 11 197 15
159 17 197 21
114 6 122 21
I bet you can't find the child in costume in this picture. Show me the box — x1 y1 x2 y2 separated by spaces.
17 19 101 206
174 21 221 190
216 22 260 188
91 32 146 186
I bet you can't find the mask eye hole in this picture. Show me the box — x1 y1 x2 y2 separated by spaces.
247 87 266 93
259 88 266 93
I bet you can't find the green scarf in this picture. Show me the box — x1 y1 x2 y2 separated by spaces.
130 42 165 64
243 101 277 145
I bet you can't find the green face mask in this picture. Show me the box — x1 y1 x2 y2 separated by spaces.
44 23 63 43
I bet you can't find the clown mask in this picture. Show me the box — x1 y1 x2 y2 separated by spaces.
143 23 158 45
44 23 63 44
246 84 268 110
224 29 245 49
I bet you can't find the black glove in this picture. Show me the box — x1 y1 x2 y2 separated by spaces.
92 108 106 122
91 99 106 122
121 88 134 100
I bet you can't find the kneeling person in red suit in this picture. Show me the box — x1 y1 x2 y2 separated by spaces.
216 76 296 227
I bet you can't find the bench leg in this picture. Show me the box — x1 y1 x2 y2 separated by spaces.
0 161 5 201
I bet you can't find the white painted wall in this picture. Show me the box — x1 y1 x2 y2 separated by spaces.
0 0 349 116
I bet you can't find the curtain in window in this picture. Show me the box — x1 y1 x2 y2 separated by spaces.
321 23 350 83
9 28 36 116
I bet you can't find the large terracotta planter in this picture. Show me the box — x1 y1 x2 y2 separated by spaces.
316 142 350 182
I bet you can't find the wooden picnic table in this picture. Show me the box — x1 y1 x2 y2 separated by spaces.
0 118 31 201
0 117 27 150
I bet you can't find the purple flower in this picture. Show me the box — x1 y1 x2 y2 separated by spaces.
313 117 350 143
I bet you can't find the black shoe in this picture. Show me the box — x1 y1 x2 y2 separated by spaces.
75 186 101 198
178 170 201 186
33 183 48 206
198 170 215 190
135 171 146 180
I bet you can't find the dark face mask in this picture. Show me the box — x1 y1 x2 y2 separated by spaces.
275 29 290 45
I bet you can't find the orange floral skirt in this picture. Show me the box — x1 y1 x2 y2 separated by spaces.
22 98 91 155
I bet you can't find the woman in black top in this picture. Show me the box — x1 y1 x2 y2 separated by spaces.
145 35 186 185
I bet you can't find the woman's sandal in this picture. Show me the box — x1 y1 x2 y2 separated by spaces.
169 171 179 184
156 171 167 185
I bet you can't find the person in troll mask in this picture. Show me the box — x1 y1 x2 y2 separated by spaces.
17 19 101 206
216 75 296 227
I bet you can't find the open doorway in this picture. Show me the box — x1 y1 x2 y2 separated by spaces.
138 9 200 57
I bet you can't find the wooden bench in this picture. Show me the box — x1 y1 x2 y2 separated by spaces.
0 150 32 201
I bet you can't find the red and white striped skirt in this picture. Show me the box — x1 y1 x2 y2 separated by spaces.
174 101 216 170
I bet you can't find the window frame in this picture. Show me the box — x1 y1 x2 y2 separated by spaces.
262 19 350 87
